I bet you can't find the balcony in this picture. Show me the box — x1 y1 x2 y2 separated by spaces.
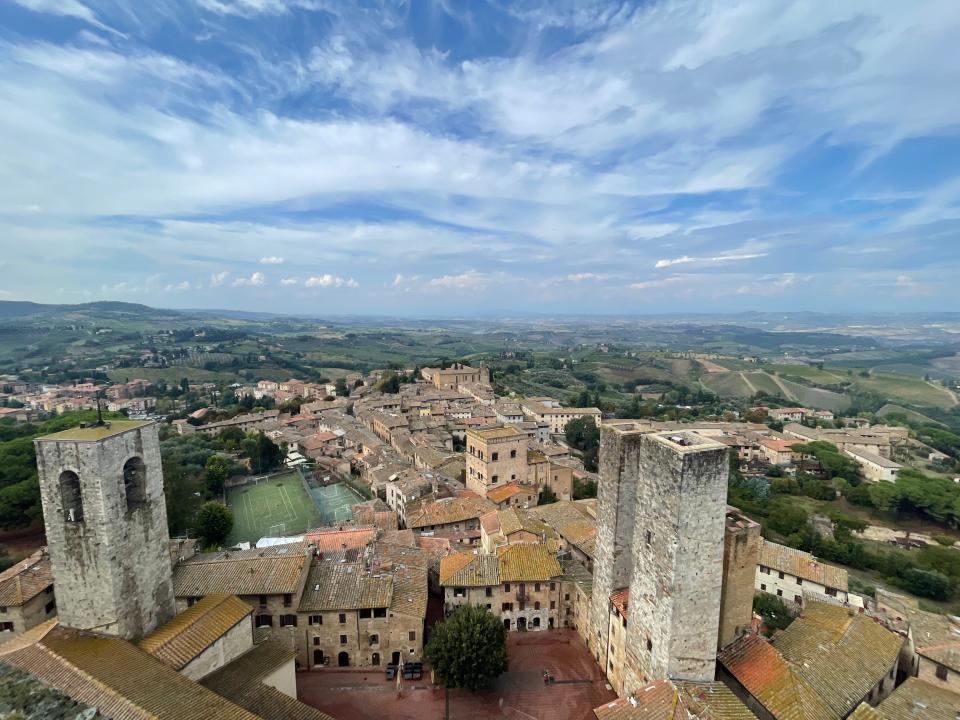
515 589 528 602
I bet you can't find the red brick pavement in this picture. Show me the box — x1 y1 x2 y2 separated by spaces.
296 630 615 720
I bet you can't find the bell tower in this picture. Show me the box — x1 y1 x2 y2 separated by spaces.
34 419 175 639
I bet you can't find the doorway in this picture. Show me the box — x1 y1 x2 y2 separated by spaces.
338 652 350 667
391 651 401 665
372 652 380 666
313 650 324 666
517 617 527 631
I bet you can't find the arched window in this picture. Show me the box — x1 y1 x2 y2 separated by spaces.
60 471 83 523
123 457 147 510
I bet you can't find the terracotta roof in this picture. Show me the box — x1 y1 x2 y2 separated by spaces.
0 550 52 607
610 589 629 619
466 425 523 441
298 561 392 611
917 641 960 673
439 551 500 587
201 629 334 720
380 529 417 546
305 527 377 555
594 680 756 720
139 594 252 670
496 544 561 583
486 483 526 504
875 677 960 720
760 540 848 591
774 602 903 717
529 501 597 556
173 544 309 598
0 621 262 720
406 496 495 529
389 564 429 618
718 634 836 720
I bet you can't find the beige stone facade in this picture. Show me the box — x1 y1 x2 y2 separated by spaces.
466 425 528 496
0 550 56 640
718 507 761 649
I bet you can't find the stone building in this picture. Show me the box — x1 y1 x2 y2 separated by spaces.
465 425 528 496
589 422 729 694
0 549 56 639
718 507 761 649
756 539 849 607
297 543 428 669
34 419 176 639
439 544 565 632
172 543 311 629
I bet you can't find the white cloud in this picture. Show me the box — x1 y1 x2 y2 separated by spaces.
566 273 608 282
304 274 357 288
654 253 767 269
233 271 266 286
10 0 124 36
163 280 191 291
260 256 284 265
426 271 487 290
280 277 299 286
209 271 230 288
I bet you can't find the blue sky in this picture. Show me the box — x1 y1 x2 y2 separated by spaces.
1 0 959 315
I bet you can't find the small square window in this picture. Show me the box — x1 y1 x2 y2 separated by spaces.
339 613 347 624
313 637 320 646
340 635 348 645
409 631 416 641
936 664 948 681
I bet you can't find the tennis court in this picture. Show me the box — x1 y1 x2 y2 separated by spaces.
225 472 324 545
308 482 364 525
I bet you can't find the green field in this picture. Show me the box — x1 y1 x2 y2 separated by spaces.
699 369 850 411
853 372 957 410
225 472 324 545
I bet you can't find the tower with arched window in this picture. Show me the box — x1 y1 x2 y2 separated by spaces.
34 419 175 639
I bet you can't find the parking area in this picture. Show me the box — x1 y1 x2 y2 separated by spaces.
296 630 614 720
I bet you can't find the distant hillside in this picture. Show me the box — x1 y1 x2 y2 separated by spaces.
0 300 180 321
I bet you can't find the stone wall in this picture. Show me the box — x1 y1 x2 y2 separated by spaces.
623 432 727 692
35 423 175 640
718 511 761 649
589 423 648 664
0 590 56 640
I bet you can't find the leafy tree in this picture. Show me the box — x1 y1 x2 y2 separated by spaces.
565 417 600 471
334 377 349 397
194 501 234 547
572 477 597 500
241 432 283 474
753 593 794 634
766 499 808 536
203 455 229 495
894 568 953 601
539 486 558 505
375 372 401 394
425 604 508 694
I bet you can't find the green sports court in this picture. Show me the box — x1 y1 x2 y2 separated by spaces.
225 472 324 545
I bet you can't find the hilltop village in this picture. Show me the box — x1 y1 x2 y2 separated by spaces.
0 362 959 719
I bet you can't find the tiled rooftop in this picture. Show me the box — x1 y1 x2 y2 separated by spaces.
760 540 848 591
0 550 52 607
298 560 392 611
173 544 309 597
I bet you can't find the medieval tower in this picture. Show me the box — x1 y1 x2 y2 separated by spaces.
591 423 729 694
34 419 175 639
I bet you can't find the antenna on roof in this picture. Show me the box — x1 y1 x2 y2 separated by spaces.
95 388 105 426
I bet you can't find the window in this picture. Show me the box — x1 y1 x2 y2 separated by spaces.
825 587 838 597
339 613 347 624
313 637 320 646
255 615 273 628
492 452 499 461
504 583 511 592
45 600 56 614
186 597 195 608
534 583 540 592
122 456 147 509
534 601 540 610
259 595 267 607
0 622 13 632
564 593 570 601
283 593 293 607
280 614 297 627
760 566 770 575
369 634 379 645
340 635 348 645
59 470 83 523
646 637 652 652
502 602 513 612
645 530 652 545
486 604 492 610
485 587 492 597
519 602 525 611
309 615 323 625
777 571 785 580
794 595 802 604
776 589 783 597
761 583 766 591
936 664 949 681
491 475 498 484
550 582 556 591
359 608 372 618
374 608 387 618
409 631 416 641
454 588 466 598
510 449 517 459
550 601 556 610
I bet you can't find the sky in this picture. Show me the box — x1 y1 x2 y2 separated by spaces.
1 0 959 316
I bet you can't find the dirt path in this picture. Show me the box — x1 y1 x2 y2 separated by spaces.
769 374 799 402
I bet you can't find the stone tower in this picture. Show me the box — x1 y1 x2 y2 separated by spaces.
34 420 175 639
623 431 728 691
589 421 651 663
718 507 761 649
